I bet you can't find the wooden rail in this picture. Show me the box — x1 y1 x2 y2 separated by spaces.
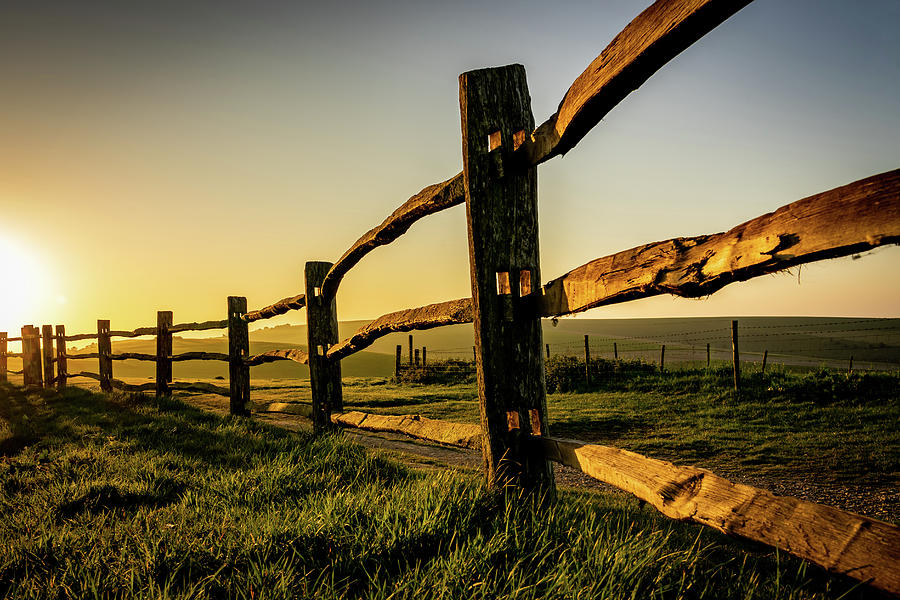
540 169 900 317
244 349 308 367
169 319 228 333
171 351 229 362
242 294 306 323
332 411 481 449
326 298 473 360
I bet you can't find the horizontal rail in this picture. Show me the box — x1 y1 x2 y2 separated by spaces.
171 351 229 362
516 0 753 166
68 371 102 381
540 169 900 317
9 369 24 375
109 327 157 338
111 352 156 362
169 319 228 333
332 411 481 449
326 298 474 360
244 349 308 367
66 333 98 342
6 337 22 342
242 294 306 323
68 352 100 360
6 353 23 359
320 174 465 300
536 435 900 595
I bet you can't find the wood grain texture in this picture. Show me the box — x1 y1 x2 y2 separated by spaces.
242 295 306 323
306 261 343 430
516 0 753 166
0 332 7 383
540 169 900 317
461 64 553 492
55 325 67 391
41 325 54 386
326 298 474 361
168 319 228 333
171 351 230 362
244 349 308 367
156 311 173 398
320 174 465 300
537 436 900 595
332 411 482 449
97 320 112 392
227 297 251 416
21 326 42 388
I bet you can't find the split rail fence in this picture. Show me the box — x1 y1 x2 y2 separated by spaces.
2 0 899 594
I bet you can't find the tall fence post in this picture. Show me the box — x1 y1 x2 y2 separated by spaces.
305 262 343 432
613 342 618 361
707 342 711 368
156 311 173 399
408 334 414 366
414 348 420 366
761 349 768 374
731 320 740 392
395 344 402 379
848 356 854 376
41 325 54 387
227 298 250 416
97 320 112 392
55 325 67 391
460 63 553 492
584 334 591 386
0 332 7 383
422 346 427 367
660 344 666 372
545 343 550 359
21 326 41 388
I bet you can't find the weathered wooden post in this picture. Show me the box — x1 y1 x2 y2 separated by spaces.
97 320 113 392
55 325 67 391
227 298 250 416
21 326 42 388
731 320 740 392
395 344 402 379
408 334 414 366
584 334 591 386
305 262 343 432
422 346 427 367
613 341 618 361
761 349 768 374
414 348 420 366
545 343 550 359
706 342 711 368
660 344 666 372
848 356 854 376
41 325 54 387
156 311 173 398
460 64 553 492
0 332 7 383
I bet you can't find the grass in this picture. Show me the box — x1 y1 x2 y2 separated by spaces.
0 382 882 599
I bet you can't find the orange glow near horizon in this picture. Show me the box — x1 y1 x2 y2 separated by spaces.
0 233 53 335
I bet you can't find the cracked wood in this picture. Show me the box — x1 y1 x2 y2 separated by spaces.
244 349 308 367
332 411 481 449
326 298 473 361
540 169 900 317
537 436 900 595
242 294 306 323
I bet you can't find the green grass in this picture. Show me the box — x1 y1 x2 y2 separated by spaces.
0 382 880 599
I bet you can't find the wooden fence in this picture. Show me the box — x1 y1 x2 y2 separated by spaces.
1 0 898 593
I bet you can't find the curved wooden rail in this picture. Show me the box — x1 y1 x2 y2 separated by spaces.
6 337 23 342
68 352 100 360
320 174 465 300
169 320 228 333
536 436 900 595
9 369 24 375
333 411 481 449
517 0 754 166
68 371 102 381
326 298 474 360
243 294 306 323
111 352 156 362
109 327 157 338
6 353 23 359
66 333 98 342
244 349 308 367
171 351 230 362
540 169 900 317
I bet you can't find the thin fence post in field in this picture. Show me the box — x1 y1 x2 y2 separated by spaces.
545 343 550 359
472 346 476 362
408 334 413 366
731 320 740 393
97 320 112 393
460 63 553 493
41 325 54 387
395 344 402 379
414 348 420 367
848 356 854 376
762 349 768 374
156 311 173 399
614 341 618 361
707 342 711 368
422 346 427 366
660 344 666 372
21 326 41 388
0 332 7 383
55 325 67 391
227 298 251 416
584 334 591 386
305 262 343 432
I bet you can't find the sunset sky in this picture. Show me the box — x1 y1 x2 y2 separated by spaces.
2 0 899 338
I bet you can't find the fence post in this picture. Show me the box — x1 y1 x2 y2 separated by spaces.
414 348 420 366
422 346 427 367
460 64 553 493
660 344 666 372
762 349 768 374
395 344 402 379
613 342 618 361
227 298 250 416
0 332 6 383
706 342 711 368
731 320 740 392
305 262 343 432
21 326 41 388
409 334 414 366
41 325 54 387
97 320 112 392
55 325 67 391
545 343 550 359
848 356 854 376
156 311 173 399
584 334 591 386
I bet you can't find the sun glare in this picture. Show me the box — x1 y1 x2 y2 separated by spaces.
0 233 50 335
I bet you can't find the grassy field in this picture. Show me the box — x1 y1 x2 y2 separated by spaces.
0 381 888 599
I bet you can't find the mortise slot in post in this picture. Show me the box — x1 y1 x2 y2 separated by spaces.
513 130 527 150
317 344 326 356
506 411 520 431
519 269 532 296
488 130 502 152
314 286 322 297
529 409 542 436
496 271 511 295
